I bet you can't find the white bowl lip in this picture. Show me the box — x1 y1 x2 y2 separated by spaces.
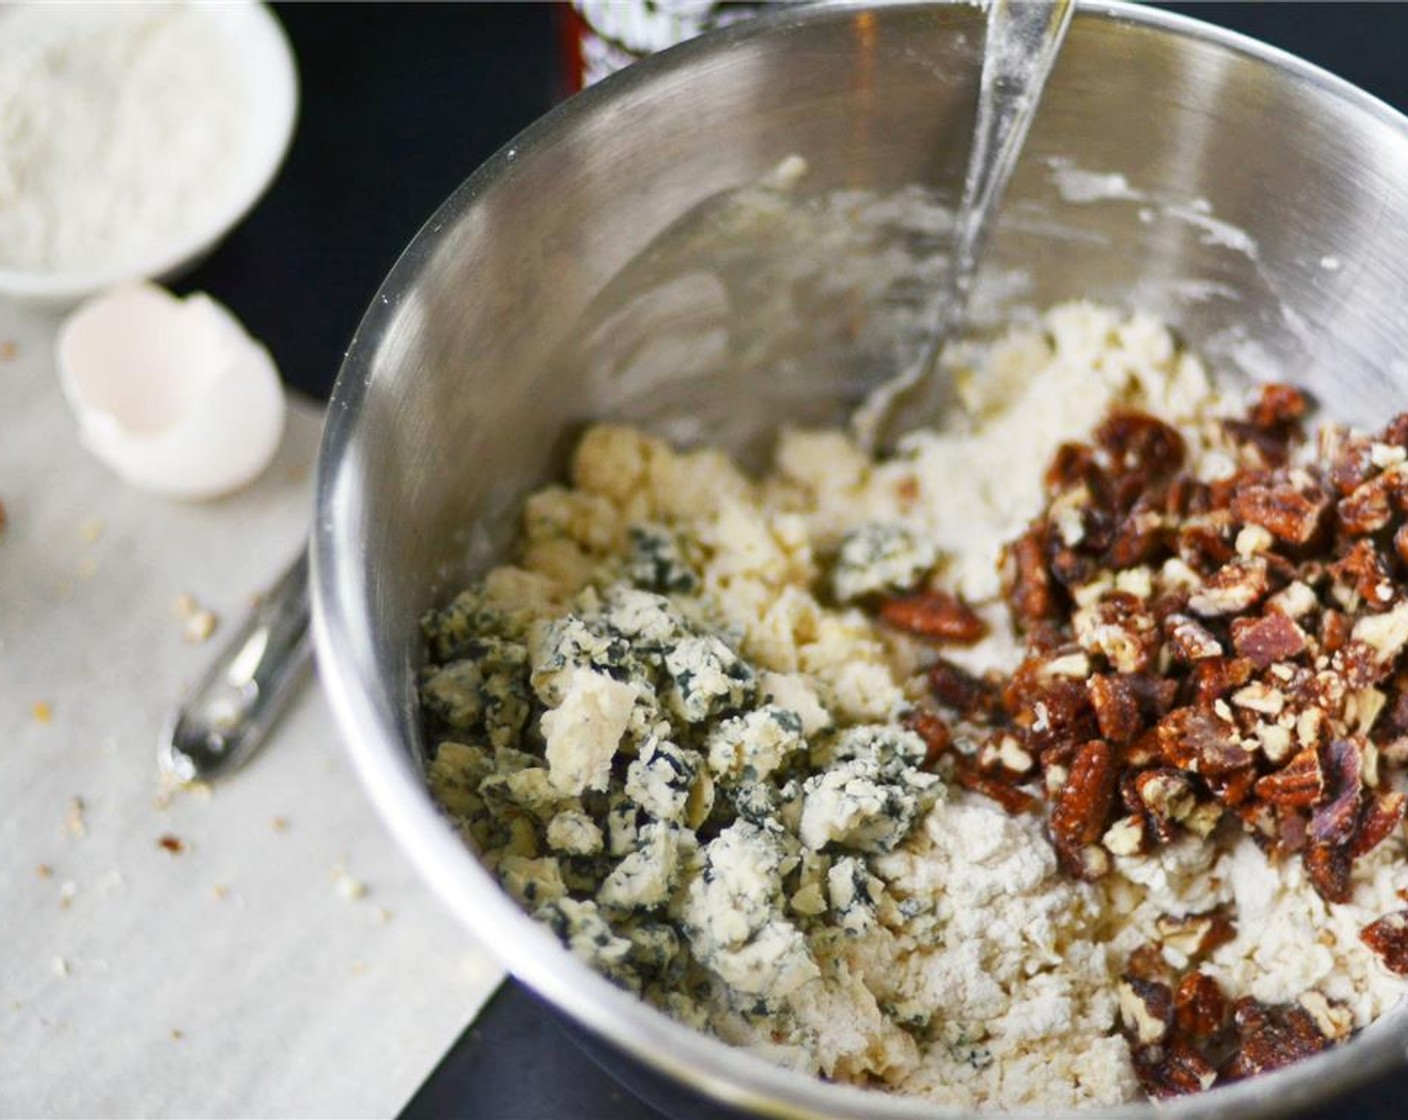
0 0 299 306
312 3 1408 1118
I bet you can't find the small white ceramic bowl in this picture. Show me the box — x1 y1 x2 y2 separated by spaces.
0 1 298 307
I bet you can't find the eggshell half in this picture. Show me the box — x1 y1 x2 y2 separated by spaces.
57 283 286 499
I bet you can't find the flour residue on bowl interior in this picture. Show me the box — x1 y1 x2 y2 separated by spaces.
0 5 246 274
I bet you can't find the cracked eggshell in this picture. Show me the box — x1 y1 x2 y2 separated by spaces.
57 282 285 499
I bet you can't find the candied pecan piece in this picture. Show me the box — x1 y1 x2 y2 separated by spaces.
1380 414 1408 447
1360 910 1408 975
1253 747 1325 807
878 590 987 644
1223 999 1330 1081
1165 614 1224 662
1320 610 1352 656
1187 656 1255 705
1157 707 1253 775
1175 972 1228 1042
1222 419 1294 469
1330 540 1395 611
903 709 952 768
1096 410 1187 480
1205 767 1257 808
1178 516 1237 574
1118 976 1174 1046
950 758 1040 815
1352 790 1406 857
1045 441 1109 498
1327 429 1375 496
1338 470 1405 536
1309 739 1365 846
1331 640 1388 689
1074 592 1159 673
1005 524 1057 628
1250 383 1310 430
1050 739 1118 878
1394 524 1408 568
1232 479 1328 546
927 658 1000 720
1089 674 1144 744
1125 944 1174 985
1188 556 1271 617
1230 613 1306 669
1135 768 1198 840
1009 675 1099 759
1304 840 1353 904
1156 909 1237 959
1133 1038 1218 1099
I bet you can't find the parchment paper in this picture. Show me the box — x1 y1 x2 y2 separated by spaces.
0 299 505 1118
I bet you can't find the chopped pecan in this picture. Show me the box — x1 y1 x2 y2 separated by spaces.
1253 748 1325 807
1319 610 1352 655
1232 479 1328 546
950 758 1040 815
1045 441 1109 499
1135 769 1198 839
1124 944 1175 985
1095 409 1187 481
1008 674 1099 759
927 658 1000 720
902 709 952 768
1188 556 1271 617
1352 790 1406 857
1249 383 1310 430
1155 909 1236 959
1297 991 1353 1042
1330 540 1395 611
1359 910 1408 975
1326 428 1375 496
1223 999 1330 1081
1132 1038 1218 1099
1395 523 1408 568
1174 972 1228 1042
1338 469 1404 535
1308 740 1364 846
1178 516 1237 574
1304 840 1353 904
1157 707 1252 775
1049 739 1118 878
1074 592 1159 673
1230 613 1306 669
1006 524 1057 628
1089 674 1144 744
878 590 987 644
1187 656 1255 705
1118 976 1174 1046
1165 613 1224 662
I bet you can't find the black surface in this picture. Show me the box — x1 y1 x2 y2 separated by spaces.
179 4 1408 1119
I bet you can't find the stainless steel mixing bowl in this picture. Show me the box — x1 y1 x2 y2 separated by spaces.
311 2 1408 1115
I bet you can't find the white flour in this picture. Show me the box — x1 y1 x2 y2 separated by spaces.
0 5 246 273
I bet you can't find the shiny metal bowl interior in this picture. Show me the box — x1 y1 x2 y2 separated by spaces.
312 3 1408 1116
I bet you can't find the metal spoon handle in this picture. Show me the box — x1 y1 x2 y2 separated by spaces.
161 550 313 783
949 0 1075 296
853 0 1073 450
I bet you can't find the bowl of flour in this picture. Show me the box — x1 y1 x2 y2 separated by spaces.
0 2 297 305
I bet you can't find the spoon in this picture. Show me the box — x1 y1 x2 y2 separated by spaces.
160 0 1075 784
852 0 1075 450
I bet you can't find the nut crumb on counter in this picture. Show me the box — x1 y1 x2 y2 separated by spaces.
32 701 53 725
421 304 1408 1109
65 796 86 838
157 833 185 855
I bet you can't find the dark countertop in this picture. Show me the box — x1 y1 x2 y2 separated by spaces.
183 5 1408 1117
